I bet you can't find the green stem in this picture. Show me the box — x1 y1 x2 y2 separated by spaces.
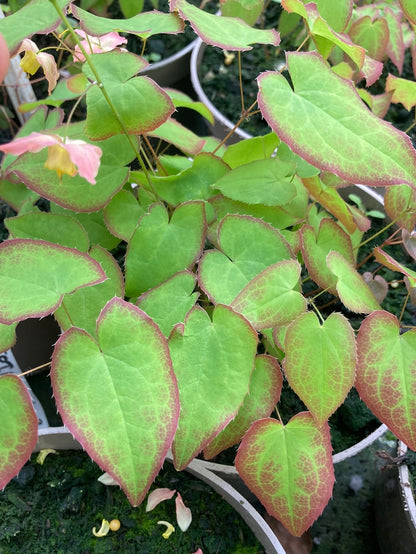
49 0 159 199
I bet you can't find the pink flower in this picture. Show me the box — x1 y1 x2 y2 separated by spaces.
0 33 10 85
175 492 192 532
17 39 59 95
0 132 102 184
74 30 128 62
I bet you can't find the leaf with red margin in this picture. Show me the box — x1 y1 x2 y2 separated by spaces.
386 74 416 111
300 219 355 295
356 311 416 450
168 304 258 470
0 375 38 489
400 0 416 25
384 7 405 74
373 247 416 287
384 184 416 233
326 251 381 313
230 259 307 330
258 52 416 190
204 354 283 459
0 239 107 324
349 15 389 61
170 0 280 50
51 297 179 506
235 413 334 537
283 312 356 425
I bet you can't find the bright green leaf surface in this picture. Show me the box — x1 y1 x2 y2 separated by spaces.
169 304 258 470
148 119 206 156
384 184 416 232
6 212 90 252
149 153 228 205
0 0 70 54
137 271 198 337
222 133 280 169
51 297 179 506
235 413 334 537
386 74 416 111
284 312 356 425
356 311 416 450
258 52 416 189
349 15 389 61
72 4 184 39
125 201 206 297
0 179 39 212
204 354 282 459
214 159 297 207
170 0 280 50
231 259 306 329
103 189 145 241
0 239 107 324
54 246 124 336
316 0 352 32
199 214 293 305
0 375 38 489
400 0 416 24
0 322 17 353
166 88 214 125
326 251 380 313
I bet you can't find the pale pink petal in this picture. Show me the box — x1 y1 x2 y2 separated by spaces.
36 52 59 94
192 549 203 554
98 32 128 51
0 33 10 85
175 492 192 532
146 488 176 512
63 140 102 185
74 31 128 61
17 38 39 55
0 132 60 156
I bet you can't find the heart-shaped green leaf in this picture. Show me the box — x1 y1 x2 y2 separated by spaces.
169 304 258 470
84 52 174 140
54 246 124 336
258 52 416 189
198 214 293 305
214 159 297 207
137 271 198 338
356 311 416 449
235 413 334 537
231 259 307 330
103 189 145 241
125 201 206 297
51 297 179 506
0 375 38 489
170 0 280 50
0 239 107 324
284 312 356 425
349 15 389 61
326 251 381 313
204 354 282 459
300 219 355 294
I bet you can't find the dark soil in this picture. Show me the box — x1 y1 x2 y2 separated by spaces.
0 449 264 553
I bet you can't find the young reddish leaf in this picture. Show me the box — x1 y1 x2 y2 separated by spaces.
125 201 206 297
0 239 106 324
384 7 405 74
170 0 280 50
300 219 355 294
283 312 356 425
362 273 388 304
235 414 334 537
204 354 282 460
349 15 389 61
356 311 416 449
146 488 176 512
169 305 258 470
386 74 416 111
326 251 381 313
51 297 179 506
198 214 293 305
384 184 416 232
402 229 416 261
175 493 192 531
0 375 38 489
230 259 307 330
373 248 416 288
258 52 416 189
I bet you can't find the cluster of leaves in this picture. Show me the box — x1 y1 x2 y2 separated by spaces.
0 0 415 540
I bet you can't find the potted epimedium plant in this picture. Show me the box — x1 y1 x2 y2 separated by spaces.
0 0 416 545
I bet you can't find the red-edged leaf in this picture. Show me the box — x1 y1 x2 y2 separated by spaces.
235 413 334 537
384 184 416 233
356 311 416 450
0 375 38 489
283 312 356 425
374 247 416 287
